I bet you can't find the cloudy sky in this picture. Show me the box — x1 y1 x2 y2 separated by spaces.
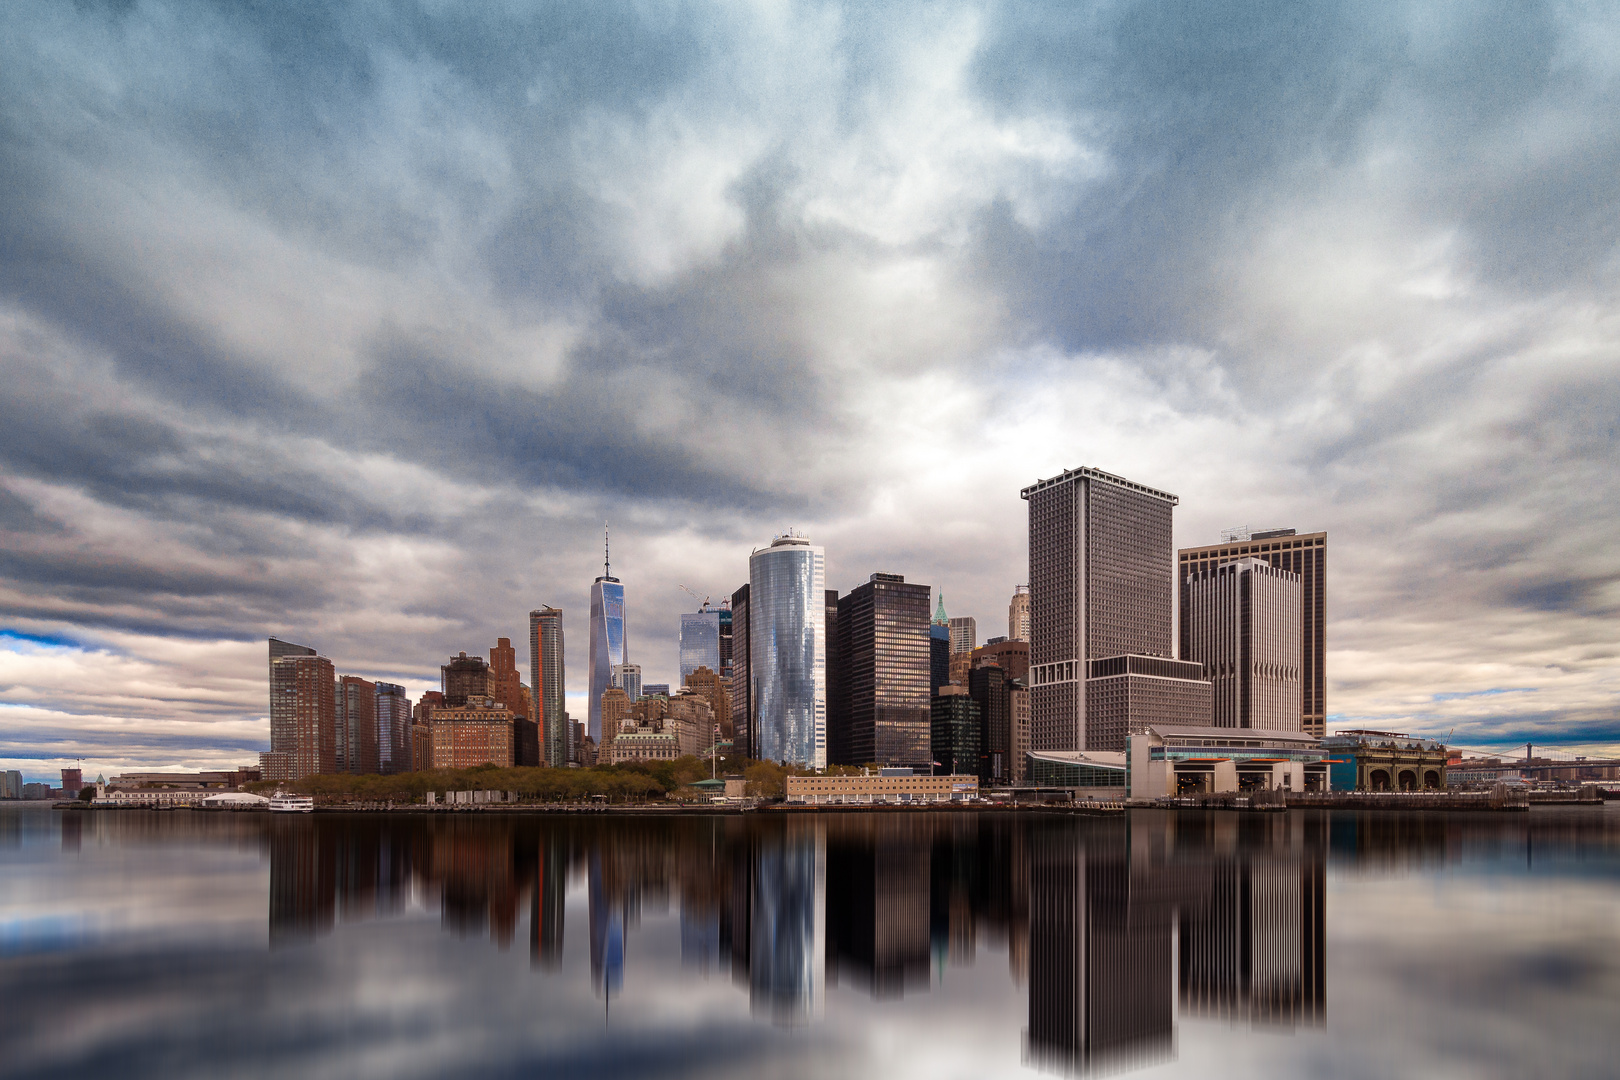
1 0 1617 779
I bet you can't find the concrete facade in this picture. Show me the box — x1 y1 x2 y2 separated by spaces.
1321 730 1447 791
1183 558 1303 732
1179 530 1328 737
1128 724 1329 798
1022 466 1179 752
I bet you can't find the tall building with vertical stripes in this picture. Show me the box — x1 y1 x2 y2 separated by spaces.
267 638 335 781
1183 558 1302 731
530 607 566 767
1021 467 1185 752
1178 529 1325 737
748 535 827 768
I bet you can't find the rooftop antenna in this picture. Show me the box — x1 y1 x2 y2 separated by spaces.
604 522 611 580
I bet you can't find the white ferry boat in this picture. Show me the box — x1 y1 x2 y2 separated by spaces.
268 792 315 813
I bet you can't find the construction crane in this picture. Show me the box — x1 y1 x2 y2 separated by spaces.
678 584 712 611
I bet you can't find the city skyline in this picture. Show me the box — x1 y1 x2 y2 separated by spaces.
3 3 1619 780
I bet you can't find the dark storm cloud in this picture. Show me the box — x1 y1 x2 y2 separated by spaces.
0 0 1617 763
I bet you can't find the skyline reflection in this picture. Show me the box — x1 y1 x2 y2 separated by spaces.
261 811 1328 1073
9 805 1620 1078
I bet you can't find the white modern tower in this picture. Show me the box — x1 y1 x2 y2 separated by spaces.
748 534 827 768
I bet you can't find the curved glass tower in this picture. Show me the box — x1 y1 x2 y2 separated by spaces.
748 535 826 767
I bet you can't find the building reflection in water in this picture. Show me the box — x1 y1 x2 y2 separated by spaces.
265 810 1325 1073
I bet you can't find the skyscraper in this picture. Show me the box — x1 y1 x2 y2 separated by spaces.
930 595 950 695
824 588 840 756
969 663 1012 783
588 528 627 744
1183 558 1303 731
335 675 378 774
441 652 489 706
1021 466 1182 752
1178 529 1327 737
531 607 566 768
1009 585 1031 643
831 573 932 768
748 535 827 768
719 604 734 680
931 685 979 777
489 637 526 717
948 616 977 656
375 683 412 774
731 584 751 756
613 662 642 702
267 639 335 781
680 608 722 684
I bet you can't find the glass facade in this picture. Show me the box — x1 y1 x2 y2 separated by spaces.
589 578 626 743
680 610 721 684
749 537 827 767
531 607 566 767
832 575 931 768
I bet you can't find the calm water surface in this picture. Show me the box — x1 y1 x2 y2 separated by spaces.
4 803 1619 1078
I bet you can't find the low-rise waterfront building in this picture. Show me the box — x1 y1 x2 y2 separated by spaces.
1320 730 1447 792
785 772 979 805
106 769 260 791
1024 749 1127 792
1128 724 1329 797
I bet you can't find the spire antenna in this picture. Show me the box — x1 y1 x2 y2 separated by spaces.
604 522 611 579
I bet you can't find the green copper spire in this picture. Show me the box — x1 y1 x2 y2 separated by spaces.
933 592 948 626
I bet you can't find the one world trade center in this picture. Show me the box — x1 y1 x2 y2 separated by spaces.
589 525 627 743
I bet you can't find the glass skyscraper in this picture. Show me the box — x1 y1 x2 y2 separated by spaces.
748 535 827 768
680 609 721 684
589 576 626 743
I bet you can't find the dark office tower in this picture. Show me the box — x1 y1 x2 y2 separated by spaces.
269 648 336 780
372 682 409 775
719 605 734 680
441 652 490 706
930 624 950 694
1184 558 1303 731
334 676 377 774
514 716 541 767
931 686 980 776
1179 529 1327 737
1021 466 1178 752
832 574 932 768
930 594 951 694
730 583 752 758
969 664 1012 783
531 607 566 768
824 588 841 758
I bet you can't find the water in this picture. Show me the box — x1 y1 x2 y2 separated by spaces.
4 803 1619 1078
